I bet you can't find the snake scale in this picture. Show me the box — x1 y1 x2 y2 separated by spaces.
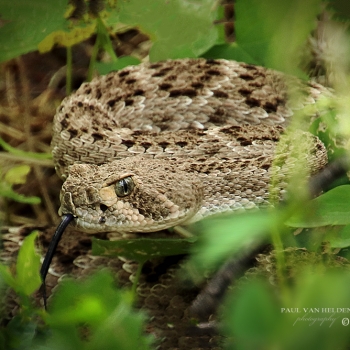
38 58 332 349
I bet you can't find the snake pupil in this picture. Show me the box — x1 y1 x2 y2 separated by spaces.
115 176 134 197
122 180 128 193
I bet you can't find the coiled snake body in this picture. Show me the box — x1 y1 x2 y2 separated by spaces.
52 58 328 234
41 58 330 349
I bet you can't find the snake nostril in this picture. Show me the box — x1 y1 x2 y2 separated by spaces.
100 204 108 212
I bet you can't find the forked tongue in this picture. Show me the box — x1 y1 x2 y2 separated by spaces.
40 214 74 308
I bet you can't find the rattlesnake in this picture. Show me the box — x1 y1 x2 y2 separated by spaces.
51 58 328 234
40 58 331 348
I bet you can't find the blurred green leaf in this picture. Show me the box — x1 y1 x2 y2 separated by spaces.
224 280 282 348
117 0 218 61
329 225 350 248
16 231 41 296
38 22 96 52
92 237 196 263
4 315 39 350
0 0 69 63
0 265 17 291
234 0 322 74
0 137 52 160
46 270 153 350
287 185 350 227
224 270 350 350
4 165 31 185
189 210 279 275
0 183 41 204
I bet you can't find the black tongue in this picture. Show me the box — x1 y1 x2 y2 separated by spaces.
40 214 74 308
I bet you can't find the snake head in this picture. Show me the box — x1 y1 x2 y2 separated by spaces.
58 156 203 233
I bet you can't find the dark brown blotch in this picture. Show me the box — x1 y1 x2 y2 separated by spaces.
133 89 145 96
263 101 277 113
191 82 204 89
119 70 130 77
160 67 172 74
206 69 221 76
95 89 102 99
169 88 197 98
176 141 188 147
213 90 229 98
238 88 252 96
245 97 261 108
158 141 170 149
121 139 135 147
125 99 134 106
107 98 119 108
68 128 78 138
159 83 173 90
60 118 69 128
209 107 226 123
237 138 252 146
239 74 254 81
149 63 162 69
243 64 258 70
140 141 152 150
214 107 225 116
92 133 104 142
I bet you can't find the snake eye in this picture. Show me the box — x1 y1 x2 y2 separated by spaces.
114 176 135 197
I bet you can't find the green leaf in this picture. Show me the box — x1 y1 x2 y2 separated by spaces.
224 270 350 350
0 183 41 204
5 315 39 350
235 0 323 74
223 280 282 348
16 231 41 296
287 185 350 227
329 225 350 249
4 165 31 185
38 22 96 52
0 0 69 63
0 137 52 160
0 264 17 291
189 210 280 275
92 237 196 263
117 0 218 61
46 270 153 350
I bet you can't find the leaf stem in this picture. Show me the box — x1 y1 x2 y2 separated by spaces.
87 33 100 82
66 46 73 95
